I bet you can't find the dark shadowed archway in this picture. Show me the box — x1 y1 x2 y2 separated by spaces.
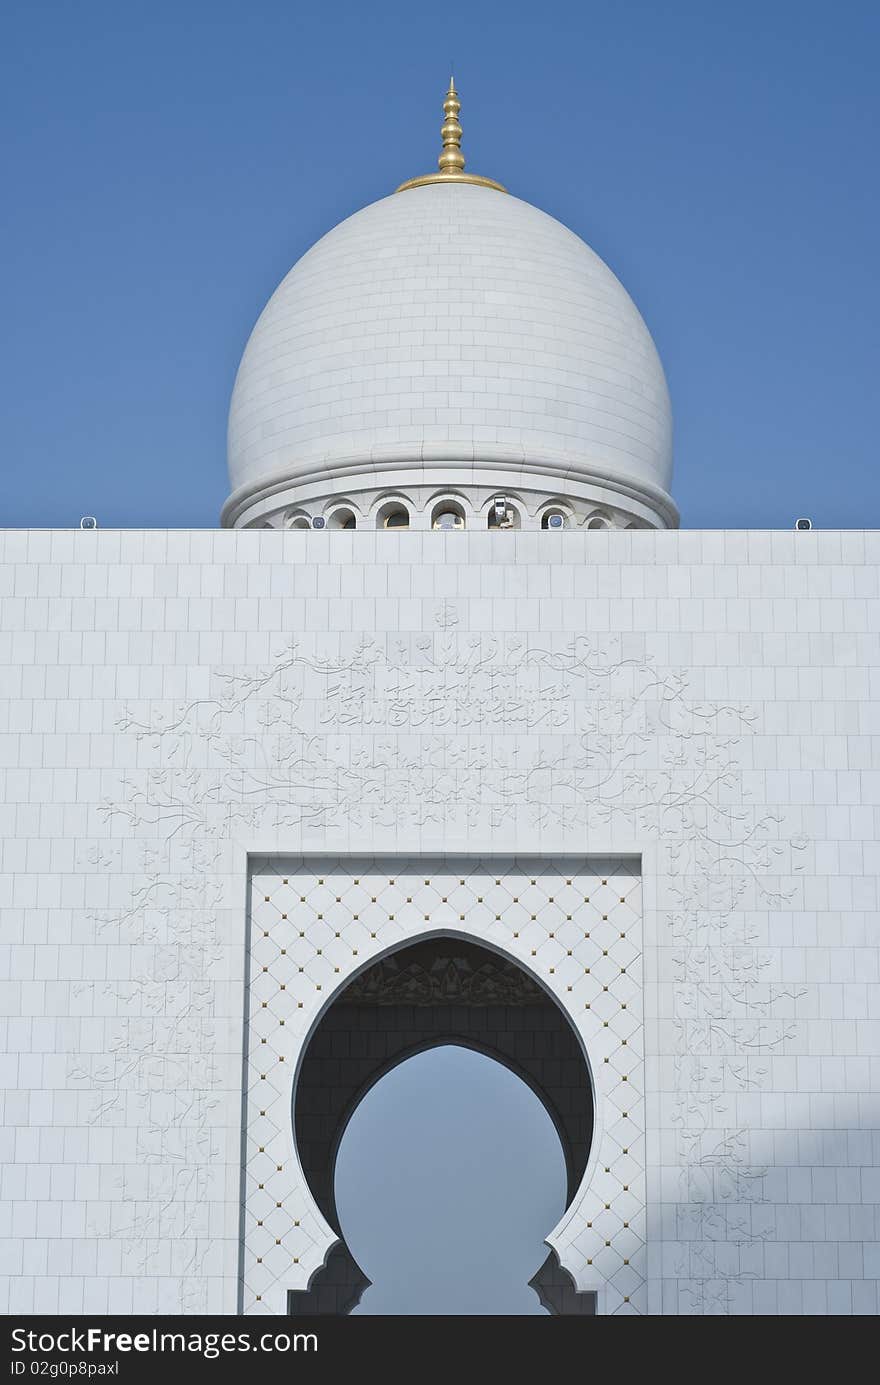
289 935 596 1314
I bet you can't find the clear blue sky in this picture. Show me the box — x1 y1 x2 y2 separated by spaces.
2 0 878 529
335 1047 567 1314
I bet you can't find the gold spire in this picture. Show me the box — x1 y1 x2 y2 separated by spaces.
396 77 507 194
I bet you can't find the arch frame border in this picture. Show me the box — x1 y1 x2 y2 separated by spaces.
236 846 652 1317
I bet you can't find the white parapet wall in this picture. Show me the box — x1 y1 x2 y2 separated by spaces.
0 526 877 1315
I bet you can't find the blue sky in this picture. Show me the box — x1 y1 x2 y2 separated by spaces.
2 0 878 529
335 1047 567 1314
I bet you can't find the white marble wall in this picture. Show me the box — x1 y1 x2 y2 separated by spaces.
0 526 877 1315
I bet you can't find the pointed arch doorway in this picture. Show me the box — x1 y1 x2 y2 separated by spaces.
289 935 596 1314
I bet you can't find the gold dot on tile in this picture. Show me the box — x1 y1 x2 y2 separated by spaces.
424 915 430 921
624 1259 629 1266
280 984 286 991
260 1039 266 1046
605 1203 610 1210
262 966 268 973
601 879 607 885
604 1057 609 1064
621 1003 627 1010
567 915 572 921
280 1020 285 1027
567 949 572 956
604 1167 610 1173
275 1239 281 1246
258 1145 264 1152
605 1240 611 1247
623 1185 629 1192
460 914 465 921
513 897 519 903
294 1220 300 1227
353 914 359 921
622 1112 628 1118
316 985 321 991
264 896 270 902
282 914 287 920
354 879 359 885
477 896 483 903
371 897 377 903
258 1185 263 1191
442 897 448 903
406 897 412 903
261 1002 267 1009
259 1110 265 1117
317 914 323 920
624 1222 629 1229
584 1003 591 1009
531 950 537 956
587 1258 593 1266
318 878 324 884
256 1296 261 1302
263 931 269 938
496 915 501 921
300 897 306 903
260 1075 265 1081
623 1148 628 1154
389 879 395 885
299 931 305 938
624 1295 630 1303
336 897 341 903
531 915 536 921
293 1257 299 1264
603 1022 608 1028
549 967 555 974
282 879 288 885
298 1002 303 1009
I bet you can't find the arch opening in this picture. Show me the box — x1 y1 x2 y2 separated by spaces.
289 935 596 1315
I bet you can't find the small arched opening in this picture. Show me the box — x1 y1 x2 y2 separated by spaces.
327 507 357 530
376 500 411 530
431 500 467 531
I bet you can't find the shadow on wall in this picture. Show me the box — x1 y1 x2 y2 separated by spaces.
287 937 598 1315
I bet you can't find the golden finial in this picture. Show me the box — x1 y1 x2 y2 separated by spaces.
396 77 507 194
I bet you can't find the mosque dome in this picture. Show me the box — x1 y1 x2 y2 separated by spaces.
223 82 676 531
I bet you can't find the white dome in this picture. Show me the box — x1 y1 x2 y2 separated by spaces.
224 182 676 529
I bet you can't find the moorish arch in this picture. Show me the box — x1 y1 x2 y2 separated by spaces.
289 935 596 1314
241 856 646 1315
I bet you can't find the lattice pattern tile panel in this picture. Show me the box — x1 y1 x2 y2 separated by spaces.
242 855 644 1315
